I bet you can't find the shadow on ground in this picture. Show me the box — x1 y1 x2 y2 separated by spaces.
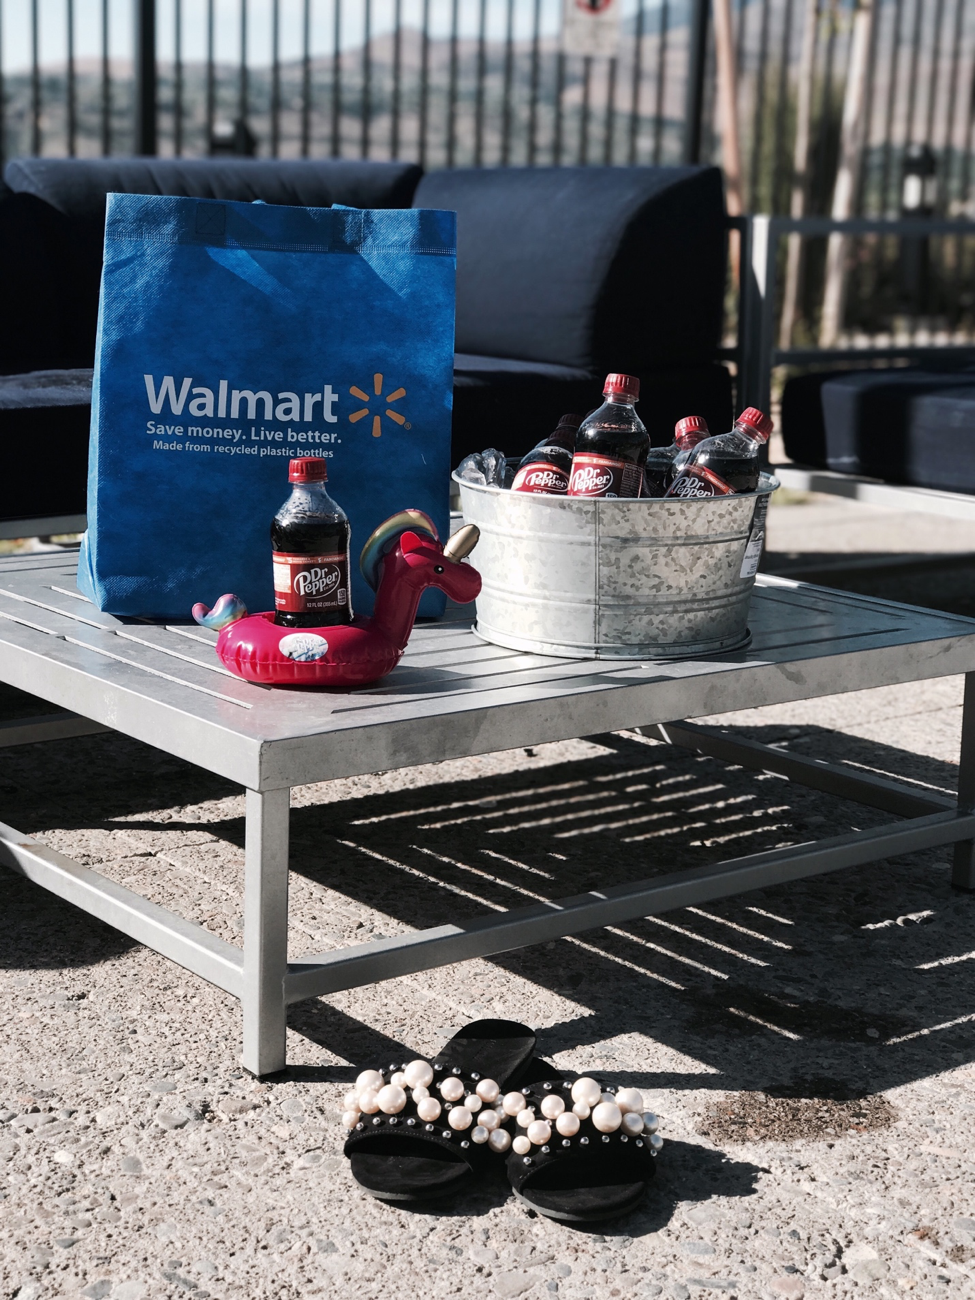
2 719 972 1119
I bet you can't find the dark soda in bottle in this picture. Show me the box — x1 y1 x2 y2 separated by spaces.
568 373 648 499
510 414 582 494
643 415 710 497
666 407 773 498
271 457 353 628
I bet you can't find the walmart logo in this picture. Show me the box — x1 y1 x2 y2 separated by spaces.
349 373 409 437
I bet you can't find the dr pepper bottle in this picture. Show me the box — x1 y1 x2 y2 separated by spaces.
271 457 353 628
568 374 648 499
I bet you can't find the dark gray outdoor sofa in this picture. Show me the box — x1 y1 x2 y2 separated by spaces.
0 155 732 531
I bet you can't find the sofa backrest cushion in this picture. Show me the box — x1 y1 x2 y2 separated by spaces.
413 164 726 373
1 157 423 372
4 157 422 227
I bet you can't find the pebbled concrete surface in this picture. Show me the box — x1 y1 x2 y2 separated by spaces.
1 664 974 1300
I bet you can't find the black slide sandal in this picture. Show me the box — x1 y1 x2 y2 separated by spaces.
342 1019 536 1204
503 1061 661 1223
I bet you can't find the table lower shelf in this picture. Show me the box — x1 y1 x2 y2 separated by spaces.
2 718 973 1076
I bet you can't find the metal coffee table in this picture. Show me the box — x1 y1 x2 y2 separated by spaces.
2 550 974 1076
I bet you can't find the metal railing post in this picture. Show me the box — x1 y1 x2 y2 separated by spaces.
738 214 777 414
683 0 709 164
133 0 157 155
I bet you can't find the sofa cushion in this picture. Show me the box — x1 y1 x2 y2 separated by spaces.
820 369 975 480
905 386 975 493
454 353 592 384
0 370 93 523
3 157 422 228
1 158 424 374
414 165 726 374
780 370 846 468
451 354 733 464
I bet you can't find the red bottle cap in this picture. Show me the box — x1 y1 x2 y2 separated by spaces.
289 456 329 483
675 415 709 447
736 407 773 441
558 414 585 429
603 373 640 402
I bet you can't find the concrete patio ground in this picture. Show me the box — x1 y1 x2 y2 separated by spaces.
0 494 974 1300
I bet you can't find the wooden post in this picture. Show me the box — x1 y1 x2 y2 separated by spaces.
713 0 743 218
819 0 876 346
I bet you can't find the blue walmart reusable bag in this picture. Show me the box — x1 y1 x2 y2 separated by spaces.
79 194 456 618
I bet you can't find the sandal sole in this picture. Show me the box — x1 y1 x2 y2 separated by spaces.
512 1186 646 1223
357 1176 473 1204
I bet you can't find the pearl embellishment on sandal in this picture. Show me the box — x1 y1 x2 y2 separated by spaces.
615 1088 644 1114
403 1060 434 1090
591 1102 622 1133
358 1089 380 1115
377 1085 407 1115
570 1078 602 1109
439 1076 465 1102
502 1091 527 1116
342 1061 664 1166
475 1078 500 1104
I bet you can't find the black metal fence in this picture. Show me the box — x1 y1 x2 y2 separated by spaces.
4 0 973 208
3 0 975 342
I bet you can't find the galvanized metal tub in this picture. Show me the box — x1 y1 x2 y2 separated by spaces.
454 472 779 659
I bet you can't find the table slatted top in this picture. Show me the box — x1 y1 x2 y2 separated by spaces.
1 551 974 791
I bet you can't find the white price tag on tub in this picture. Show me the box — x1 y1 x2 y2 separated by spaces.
739 494 769 579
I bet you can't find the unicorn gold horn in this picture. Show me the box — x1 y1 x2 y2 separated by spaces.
443 524 480 561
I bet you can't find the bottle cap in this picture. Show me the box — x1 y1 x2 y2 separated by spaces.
289 456 329 483
736 407 773 441
557 414 585 430
603 373 640 402
675 415 709 447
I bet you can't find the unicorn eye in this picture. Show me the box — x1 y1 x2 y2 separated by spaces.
434 565 444 574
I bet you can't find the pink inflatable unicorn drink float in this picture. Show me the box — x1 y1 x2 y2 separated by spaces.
192 507 481 688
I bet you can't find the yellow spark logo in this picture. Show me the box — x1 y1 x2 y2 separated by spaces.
349 373 408 437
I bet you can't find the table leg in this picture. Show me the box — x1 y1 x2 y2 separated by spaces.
953 672 975 892
241 786 291 1075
